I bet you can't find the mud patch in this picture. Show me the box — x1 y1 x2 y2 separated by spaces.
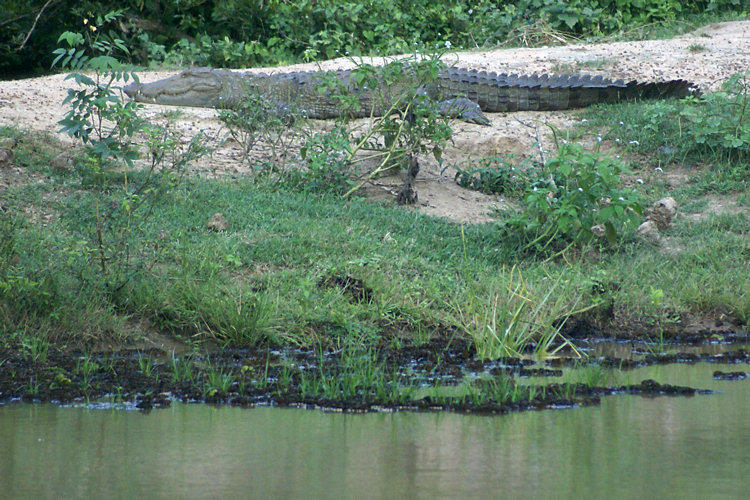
2 333 746 415
317 274 374 303
713 370 748 380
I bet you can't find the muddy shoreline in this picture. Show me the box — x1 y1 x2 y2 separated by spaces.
2 331 747 415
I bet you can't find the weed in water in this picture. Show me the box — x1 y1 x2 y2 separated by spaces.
203 361 236 396
26 377 40 397
137 353 154 378
169 353 196 383
476 374 522 404
76 354 100 388
566 362 617 387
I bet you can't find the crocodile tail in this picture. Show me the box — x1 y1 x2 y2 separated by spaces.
622 79 698 100
437 68 698 112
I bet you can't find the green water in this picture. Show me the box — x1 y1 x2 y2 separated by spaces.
2 363 749 499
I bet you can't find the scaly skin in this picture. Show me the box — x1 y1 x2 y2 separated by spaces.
123 66 697 125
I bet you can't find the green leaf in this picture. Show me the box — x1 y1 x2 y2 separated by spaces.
604 222 617 244
56 31 84 47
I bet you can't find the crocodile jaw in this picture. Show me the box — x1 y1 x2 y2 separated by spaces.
123 68 229 108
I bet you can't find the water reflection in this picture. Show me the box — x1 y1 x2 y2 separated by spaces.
1 363 748 499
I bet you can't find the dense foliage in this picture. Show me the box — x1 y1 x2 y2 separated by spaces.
1 0 745 77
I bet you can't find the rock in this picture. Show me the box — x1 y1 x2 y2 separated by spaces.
50 152 75 172
590 224 606 238
0 147 12 167
0 137 17 149
206 213 229 231
636 220 660 242
649 197 677 230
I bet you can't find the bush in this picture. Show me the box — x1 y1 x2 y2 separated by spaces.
497 141 644 254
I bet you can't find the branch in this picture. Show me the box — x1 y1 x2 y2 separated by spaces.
17 0 58 51
0 14 29 28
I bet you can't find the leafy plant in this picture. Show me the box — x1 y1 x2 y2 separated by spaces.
223 56 455 199
679 71 749 162
53 11 142 172
52 11 208 294
453 155 529 194
591 71 749 170
339 57 454 198
294 126 355 193
497 140 644 254
218 91 308 170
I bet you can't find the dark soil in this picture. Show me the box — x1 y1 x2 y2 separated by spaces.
713 370 748 380
1 334 747 414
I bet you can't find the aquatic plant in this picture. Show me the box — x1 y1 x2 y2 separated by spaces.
169 353 196 383
203 361 236 396
76 355 100 389
565 362 617 387
137 353 154 378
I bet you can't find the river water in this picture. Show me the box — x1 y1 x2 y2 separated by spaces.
2 363 748 499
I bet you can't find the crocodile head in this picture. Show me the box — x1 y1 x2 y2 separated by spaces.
123 68 236 108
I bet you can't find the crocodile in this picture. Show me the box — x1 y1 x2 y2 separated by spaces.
123 66 696 125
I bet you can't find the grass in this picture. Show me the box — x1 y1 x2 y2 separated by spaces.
203 361 236 396
1 135 748 354
565 362 620 387
452 266 584 359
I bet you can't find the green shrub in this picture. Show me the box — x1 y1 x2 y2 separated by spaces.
498 141 644 254
680 71 749 162
454 156 528 195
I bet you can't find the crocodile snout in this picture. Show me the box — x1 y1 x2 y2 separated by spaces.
123 82 143 99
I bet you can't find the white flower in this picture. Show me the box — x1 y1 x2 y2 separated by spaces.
597 136 602 142
468 8 473 14
533 187 538 192
636 178 643 184
618 197 625 201
578 187 583 192
629 140 639 145
561 139 568 144
581 119 588 123
654 167 663 173
615 138 620 142
619 121 624 125
445 40 452 49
